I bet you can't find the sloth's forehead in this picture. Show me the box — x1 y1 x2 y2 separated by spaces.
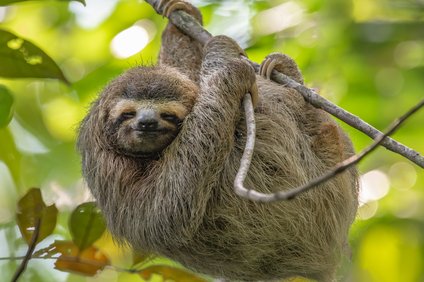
122 80 183 101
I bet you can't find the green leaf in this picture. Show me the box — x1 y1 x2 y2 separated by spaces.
0 0 85 6
16 188 58 245
0 29 68 83
0 84 14 128
69 202 106 251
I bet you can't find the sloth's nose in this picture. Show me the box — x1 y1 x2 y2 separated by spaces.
136 110 159 131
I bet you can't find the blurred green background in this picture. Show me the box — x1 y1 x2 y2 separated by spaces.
0 0 423 281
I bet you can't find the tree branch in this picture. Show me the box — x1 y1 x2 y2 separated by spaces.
11 218 41 282
235 98 424 202
144 0 424 168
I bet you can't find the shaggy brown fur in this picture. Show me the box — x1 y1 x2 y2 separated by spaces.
78 1 358 281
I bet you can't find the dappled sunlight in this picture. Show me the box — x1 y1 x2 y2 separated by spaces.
0 7 7 22
359 170 390 206
389 162 417 191
69 0 118 29
392 191 421 218
110 20 156 59
357 200 378 220
206 0 252 48
253 1 305 35
394 41 424 69
43 180 92 210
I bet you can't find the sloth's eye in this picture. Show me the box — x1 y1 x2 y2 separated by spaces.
161 113 180 123
121 111 136 119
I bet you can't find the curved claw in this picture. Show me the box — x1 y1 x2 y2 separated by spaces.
259 53 304 84
156 0 202 22
259 58 279 80
259 57 270 78
163 0 187 18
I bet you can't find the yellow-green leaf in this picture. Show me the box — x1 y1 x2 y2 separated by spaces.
132 250 155 266
69 202 106 251
16 188 58 245
36 240 109 276
139 265 207 282
0 84 14 128
0 29 68 83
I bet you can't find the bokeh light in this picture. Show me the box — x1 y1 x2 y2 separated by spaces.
394 41 424 69
359 170 390 206
69 0 118 29
358 200 379 220
110 22 154 59
254 1 304 35
389 162 417 191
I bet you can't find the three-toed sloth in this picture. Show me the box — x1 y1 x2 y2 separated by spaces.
78 1 358 281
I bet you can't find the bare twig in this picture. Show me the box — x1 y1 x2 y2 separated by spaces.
234 99 424 202
11 219 41 282
144 0 424 168
257 66 424 168
233 94 256 197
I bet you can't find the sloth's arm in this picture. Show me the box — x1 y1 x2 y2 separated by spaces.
155 36 256 233
158 0 203 83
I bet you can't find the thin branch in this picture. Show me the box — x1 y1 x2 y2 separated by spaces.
11 219 41 282
144 0 424 168
0 254 164 275
235 99 424 202
0 256 25 261
233 94 256 197
256 64 424 168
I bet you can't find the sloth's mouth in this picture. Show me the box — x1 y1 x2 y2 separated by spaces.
135 128 172 136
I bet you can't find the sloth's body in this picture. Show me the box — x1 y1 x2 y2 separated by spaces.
78 2 358 281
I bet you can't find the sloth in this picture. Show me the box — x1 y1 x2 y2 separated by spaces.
77 1 359 281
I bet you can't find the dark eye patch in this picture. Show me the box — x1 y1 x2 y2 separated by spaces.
160 113 181 124
120 111 136 120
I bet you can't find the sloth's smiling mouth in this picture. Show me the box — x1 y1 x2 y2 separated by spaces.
136 129 165 135
134 128 173 138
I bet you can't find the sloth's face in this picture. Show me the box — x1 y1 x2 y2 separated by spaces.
108 99 190 157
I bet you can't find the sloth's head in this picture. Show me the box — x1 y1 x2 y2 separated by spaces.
80 66 198 158
109 98 190 156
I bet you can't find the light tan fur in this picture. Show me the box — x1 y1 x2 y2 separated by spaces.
78 1 358 281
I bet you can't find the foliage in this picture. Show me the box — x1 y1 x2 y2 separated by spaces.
0 29 68 82
0 0 423 281
16 188 58 245
0 84 14 127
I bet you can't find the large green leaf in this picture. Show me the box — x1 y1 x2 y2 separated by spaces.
0 29 68 83
0 0 85 6
16 188 58 245
69 202 106 251
0 84 14 128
